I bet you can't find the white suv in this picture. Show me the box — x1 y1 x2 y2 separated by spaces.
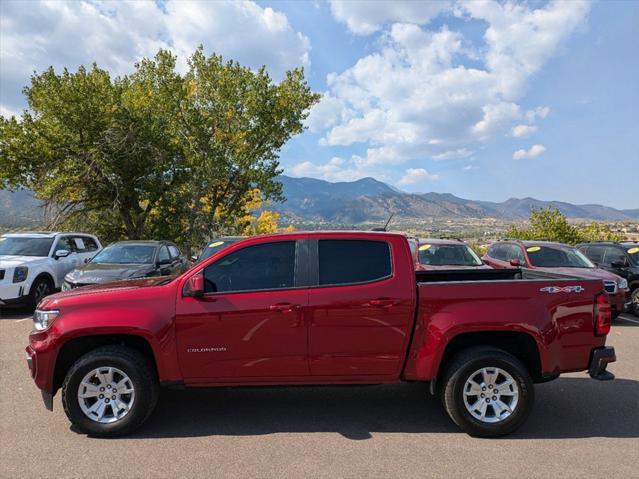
0 232 102 309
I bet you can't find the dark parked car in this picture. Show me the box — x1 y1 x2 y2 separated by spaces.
193 237 244 263
483 240 629 318
577 241 639 316
415 238 490 270
62 240 187 290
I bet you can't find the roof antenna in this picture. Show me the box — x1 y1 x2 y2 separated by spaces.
371 213 394 232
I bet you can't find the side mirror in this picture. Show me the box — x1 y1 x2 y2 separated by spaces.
509 258 521 267
610 261 626 269
184 271 204 297
54 249 70 259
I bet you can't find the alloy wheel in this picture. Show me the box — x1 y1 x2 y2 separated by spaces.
462 367 519 423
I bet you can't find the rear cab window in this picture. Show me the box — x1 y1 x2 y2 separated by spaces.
318 239 391 286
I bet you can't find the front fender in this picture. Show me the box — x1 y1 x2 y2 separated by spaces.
28 287 181 392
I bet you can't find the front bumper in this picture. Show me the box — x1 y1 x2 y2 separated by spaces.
0 282 28 305
588 346 616 381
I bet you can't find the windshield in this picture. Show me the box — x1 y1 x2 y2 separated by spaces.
0 237 54 257
418 243 483 266
527 246 594 268
91 245 156 264
625 245 639 266
198 239 239 262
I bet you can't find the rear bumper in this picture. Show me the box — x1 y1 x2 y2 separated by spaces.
588 347 616 380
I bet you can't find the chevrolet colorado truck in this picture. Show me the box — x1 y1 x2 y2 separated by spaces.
26 231 616 438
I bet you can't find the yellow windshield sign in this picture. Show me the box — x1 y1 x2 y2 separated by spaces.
418 244 431 251
628 247 639 254
526 246 541 252
209 241 225 248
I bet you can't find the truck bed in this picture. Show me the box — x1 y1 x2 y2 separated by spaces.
405 269 607 382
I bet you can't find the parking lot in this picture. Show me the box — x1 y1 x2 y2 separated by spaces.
1 309 637 479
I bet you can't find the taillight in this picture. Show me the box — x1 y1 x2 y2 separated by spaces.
594 293 611 336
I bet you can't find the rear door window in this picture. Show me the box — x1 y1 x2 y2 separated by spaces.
318 240 391 286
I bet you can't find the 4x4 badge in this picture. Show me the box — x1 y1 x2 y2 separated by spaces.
540 286 585 293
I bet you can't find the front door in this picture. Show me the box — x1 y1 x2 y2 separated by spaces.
50 236 80 284
175 240 309 380
307 237 415 377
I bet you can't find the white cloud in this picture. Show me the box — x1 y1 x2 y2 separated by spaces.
511 124 538 138
398 168 439 185
463 164 479 171
525 106 550 122
0 0 311 115
513 144 546 160
313 1 589 177
328 0 450 35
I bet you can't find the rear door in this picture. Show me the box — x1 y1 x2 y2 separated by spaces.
175 239 309 380
306 235 416 377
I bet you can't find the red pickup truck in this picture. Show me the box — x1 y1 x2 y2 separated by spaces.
26 231 616 438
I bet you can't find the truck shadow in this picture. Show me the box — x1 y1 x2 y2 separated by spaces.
130 377 639 440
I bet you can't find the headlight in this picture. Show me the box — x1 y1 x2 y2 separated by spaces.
33 309 59 331
618 279 628 290
13 266 28 283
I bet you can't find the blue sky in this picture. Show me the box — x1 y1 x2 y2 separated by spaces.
1 0 638 208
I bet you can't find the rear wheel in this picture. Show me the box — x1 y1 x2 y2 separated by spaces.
631 288 639 317
62 346 159 437
440 347 534 437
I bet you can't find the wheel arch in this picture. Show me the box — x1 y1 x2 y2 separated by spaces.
52 334 158 395
30 271 56 293
433 331 543 393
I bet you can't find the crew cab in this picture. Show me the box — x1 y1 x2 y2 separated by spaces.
0 232 101 309
483 240 629 318
26 232 616 438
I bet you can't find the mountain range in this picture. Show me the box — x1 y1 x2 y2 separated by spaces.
270 175 639 224
1 176 638 229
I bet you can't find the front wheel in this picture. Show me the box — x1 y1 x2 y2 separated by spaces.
440 347 534 437
61 346 159 437
631 288 639 317
28 276 53 310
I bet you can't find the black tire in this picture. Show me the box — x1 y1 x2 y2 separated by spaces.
439 347 534 438
28 276 53 310
61 345 159 437
631 288 639 317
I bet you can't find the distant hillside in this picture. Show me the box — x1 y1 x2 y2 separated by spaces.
1 178 637 230
0 189 44 228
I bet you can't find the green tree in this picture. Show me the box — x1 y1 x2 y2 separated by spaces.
506 207 621 245
0 48 319 253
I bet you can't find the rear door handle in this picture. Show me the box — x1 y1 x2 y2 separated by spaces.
368 299 399 309
269 303 300 313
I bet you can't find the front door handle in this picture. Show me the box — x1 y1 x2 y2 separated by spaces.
269 303 300 313
367 299 399 309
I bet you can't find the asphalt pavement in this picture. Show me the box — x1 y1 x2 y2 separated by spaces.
1 308 637 478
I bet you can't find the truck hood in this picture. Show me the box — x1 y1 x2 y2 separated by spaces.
532 266 622 282
0 255 47 268
65 263 156 284
39 276 174 308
